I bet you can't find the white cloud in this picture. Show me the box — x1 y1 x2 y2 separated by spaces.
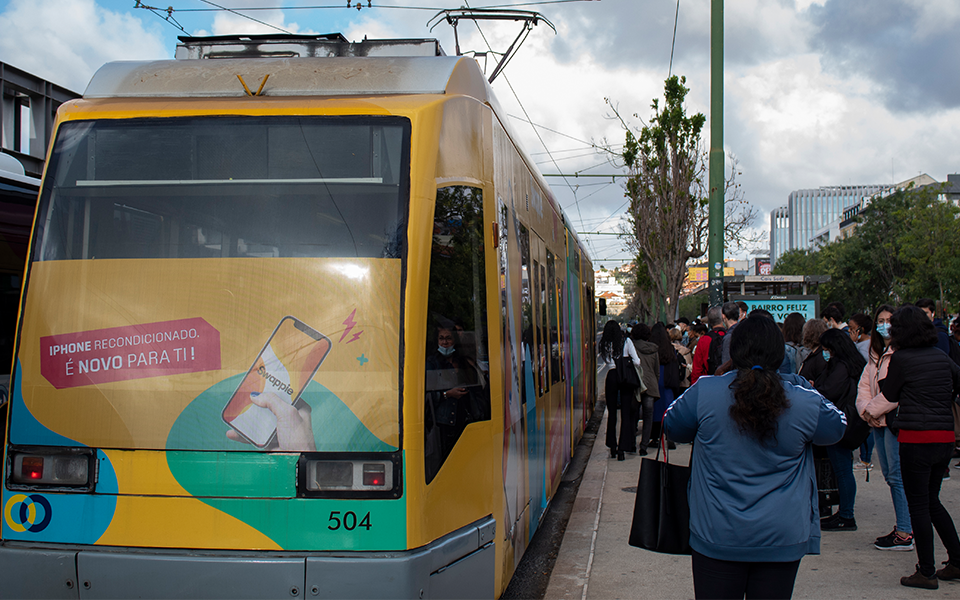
0 0 167 93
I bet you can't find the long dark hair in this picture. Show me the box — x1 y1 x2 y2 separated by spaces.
599 320 623 361
869 304 896 363
728 315 789 445
650 323 676 365
819 329 867 380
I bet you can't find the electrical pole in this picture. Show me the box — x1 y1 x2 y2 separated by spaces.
708 0 724 307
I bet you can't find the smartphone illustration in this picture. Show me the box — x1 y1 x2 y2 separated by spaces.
222 316 332 448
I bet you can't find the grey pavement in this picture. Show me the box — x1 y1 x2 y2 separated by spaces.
545 409 960 599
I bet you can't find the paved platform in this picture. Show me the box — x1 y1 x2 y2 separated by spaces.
545 408 960 599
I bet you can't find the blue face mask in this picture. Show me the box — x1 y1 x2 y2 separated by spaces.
876 323 891 338
822 350 831 362
438 346 455 357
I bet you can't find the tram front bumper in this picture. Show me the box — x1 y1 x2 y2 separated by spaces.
0 516 496 599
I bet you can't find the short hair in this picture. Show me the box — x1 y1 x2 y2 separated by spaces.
736 301 748 316
802 318 828 349
915 298 936 313
707 306 723 327
849 313 872 336
748 308 774 321
669 328 682 342
890 305 938 349
631 322 652 341
782 312 805 345
691 323 708 335
821 305 843 323
827 301 846 318
722 301 740 322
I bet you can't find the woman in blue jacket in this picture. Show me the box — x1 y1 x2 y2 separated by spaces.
665 315 846 599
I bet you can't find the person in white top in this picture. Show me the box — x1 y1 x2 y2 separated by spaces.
598 320 642 461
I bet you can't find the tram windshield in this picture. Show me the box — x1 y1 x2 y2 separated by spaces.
14 115 409 453
36 116 408 261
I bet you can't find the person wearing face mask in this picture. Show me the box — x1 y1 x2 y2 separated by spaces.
425 323 488 473
857 304 915 551
815 329 867 531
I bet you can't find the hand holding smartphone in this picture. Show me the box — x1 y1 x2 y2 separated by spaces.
222 317 332 448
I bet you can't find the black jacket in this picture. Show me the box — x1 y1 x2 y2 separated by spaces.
880 346 960 432
799 347 827 383
814 360 859 413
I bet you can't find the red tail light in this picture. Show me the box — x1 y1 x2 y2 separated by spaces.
22 456 44 479
362 464 386 486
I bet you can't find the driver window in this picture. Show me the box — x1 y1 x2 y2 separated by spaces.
424 186 491 484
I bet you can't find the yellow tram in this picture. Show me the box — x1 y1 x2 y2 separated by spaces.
0 35 596 598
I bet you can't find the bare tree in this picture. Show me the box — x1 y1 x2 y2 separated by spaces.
605 76 757 320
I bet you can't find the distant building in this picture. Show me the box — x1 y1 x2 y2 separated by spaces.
770 183 891 265
836 174 942 240
595 267 628 316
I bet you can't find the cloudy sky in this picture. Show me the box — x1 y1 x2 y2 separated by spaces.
2 0 958 266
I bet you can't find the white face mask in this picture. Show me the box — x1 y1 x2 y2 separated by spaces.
438 346 455 357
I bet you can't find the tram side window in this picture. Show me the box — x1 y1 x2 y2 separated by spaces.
540 262 549 393
547 250 561 385
424 186 491 484
519 225 532 404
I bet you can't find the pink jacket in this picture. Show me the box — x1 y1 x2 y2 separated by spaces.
856 346 897 426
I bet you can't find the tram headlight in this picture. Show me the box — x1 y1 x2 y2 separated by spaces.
7 447 96 491
298 453 401 498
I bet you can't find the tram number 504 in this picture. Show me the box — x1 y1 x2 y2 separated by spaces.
328 511 372 531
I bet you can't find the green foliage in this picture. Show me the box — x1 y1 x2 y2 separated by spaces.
774 185 960 314
677 291 708 321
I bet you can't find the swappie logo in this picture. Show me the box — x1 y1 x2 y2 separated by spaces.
4 494 52 533
258 365 294 396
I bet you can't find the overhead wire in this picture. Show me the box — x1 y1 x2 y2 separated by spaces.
460 2 600 256
195 0 293 33
154 1 598 14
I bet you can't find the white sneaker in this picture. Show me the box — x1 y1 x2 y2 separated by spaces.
854 460 873 471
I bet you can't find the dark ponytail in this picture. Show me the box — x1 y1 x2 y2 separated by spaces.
728 315 790 445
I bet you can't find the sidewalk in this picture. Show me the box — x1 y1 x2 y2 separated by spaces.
545 409 959 599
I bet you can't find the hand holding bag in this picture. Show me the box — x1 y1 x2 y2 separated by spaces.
628 433 692 555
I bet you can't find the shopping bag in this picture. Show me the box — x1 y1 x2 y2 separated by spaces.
628 436 691 555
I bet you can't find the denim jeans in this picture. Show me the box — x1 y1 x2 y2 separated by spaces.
873 427 912 533
899 442 960 577
825 444 857 519
859 428 875 463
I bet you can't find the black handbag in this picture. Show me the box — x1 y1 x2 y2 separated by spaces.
838 407 872 450
628 434 692 555
616 354 642 391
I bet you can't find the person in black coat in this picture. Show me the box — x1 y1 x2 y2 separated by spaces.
815 329 866 531
881 305 960 589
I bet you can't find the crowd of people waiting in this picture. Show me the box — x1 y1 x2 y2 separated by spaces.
599 298 960 596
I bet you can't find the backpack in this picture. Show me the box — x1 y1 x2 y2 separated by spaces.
705 329 725 375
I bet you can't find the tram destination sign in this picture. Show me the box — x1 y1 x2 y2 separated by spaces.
730 295 820 322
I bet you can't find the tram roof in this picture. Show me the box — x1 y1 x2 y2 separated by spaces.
83 55 492 102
